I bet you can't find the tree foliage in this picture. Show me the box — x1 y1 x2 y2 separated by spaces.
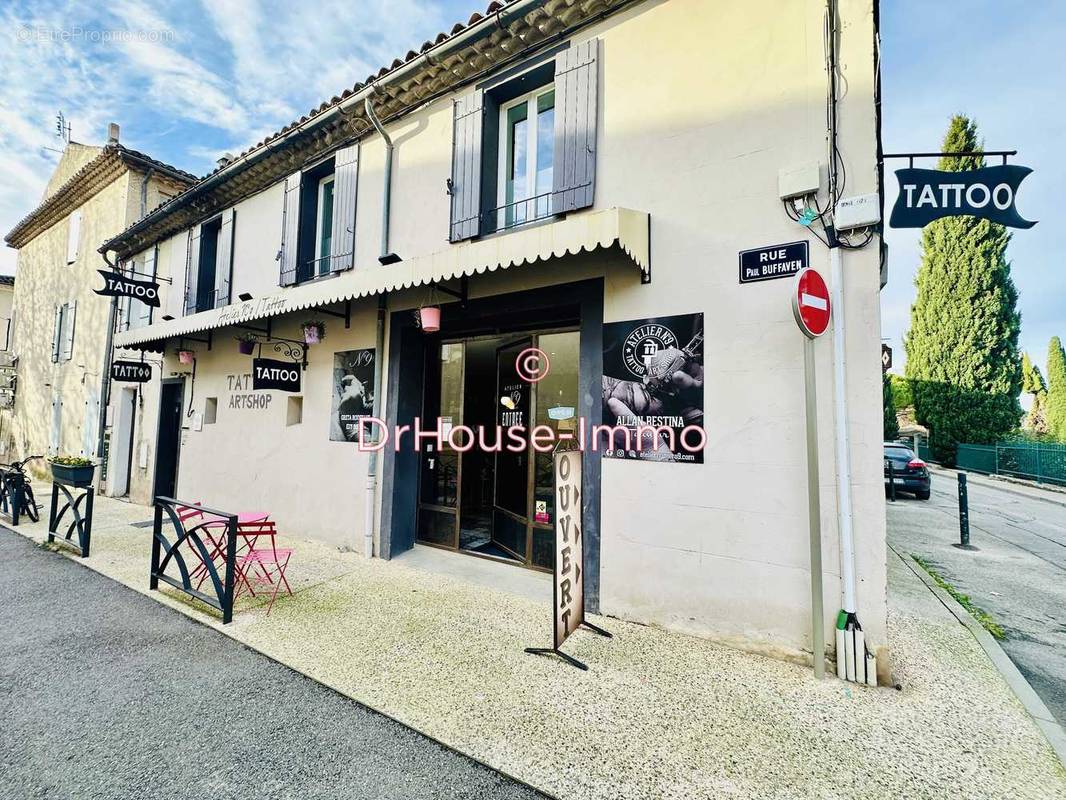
904 115 1023 465
883 372 899 441
1046 336 1066 441
889 374 913 410
1022 352 1049 437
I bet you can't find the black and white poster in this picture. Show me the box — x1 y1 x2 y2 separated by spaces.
602 312 705 464
329 348 376 442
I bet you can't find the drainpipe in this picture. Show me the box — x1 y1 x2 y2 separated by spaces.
95 250 119 493
364 293 387 558
364 94 401 265
140 168 155 219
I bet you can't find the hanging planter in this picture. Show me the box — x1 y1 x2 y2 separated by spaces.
49 456 95 486
236 334 257 355
178 350 195 365
418 306 441 333
301 320 325 345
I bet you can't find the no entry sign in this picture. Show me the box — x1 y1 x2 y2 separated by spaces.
792 268 831 339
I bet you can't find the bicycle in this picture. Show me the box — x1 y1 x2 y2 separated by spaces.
0 455 44 523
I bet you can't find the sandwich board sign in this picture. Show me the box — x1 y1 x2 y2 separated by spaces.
524 450 611 670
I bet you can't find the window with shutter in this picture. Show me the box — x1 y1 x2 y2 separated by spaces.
61 300 76 361
66 209 81 264
51 305 63 363
214 209 235 307
552 38 599 213
449 89 484 242
138 246 157 326
330 144 359 273
185 225 201 315
280 171 301 286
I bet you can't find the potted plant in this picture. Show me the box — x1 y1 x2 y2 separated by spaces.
302 320 325 345
418 306 441 333
49 455 95 485
236 333 257 355
178 349 195 364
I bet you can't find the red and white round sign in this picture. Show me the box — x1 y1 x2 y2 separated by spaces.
792 267 831 338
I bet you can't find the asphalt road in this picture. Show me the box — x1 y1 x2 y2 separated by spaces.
0 528 543 800
886 472 1066 727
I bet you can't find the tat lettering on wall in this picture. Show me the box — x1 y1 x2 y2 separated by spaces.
226 373 274 410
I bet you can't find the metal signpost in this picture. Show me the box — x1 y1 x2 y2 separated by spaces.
792 267 831 679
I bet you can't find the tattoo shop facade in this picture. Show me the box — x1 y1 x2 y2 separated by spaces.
103 0 888 672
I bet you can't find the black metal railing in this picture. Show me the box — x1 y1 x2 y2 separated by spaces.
150 497 238 623
48 477 94 557
0 466 26 525
480 191 556 235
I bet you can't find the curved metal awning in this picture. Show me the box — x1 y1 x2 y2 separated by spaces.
114 207 649 351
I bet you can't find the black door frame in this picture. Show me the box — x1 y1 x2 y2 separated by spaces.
380 277 604 612
153 378 185 500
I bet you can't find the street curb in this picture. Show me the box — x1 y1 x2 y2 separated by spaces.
928 465 1066 509
890 543 1066 768
0 522 557 800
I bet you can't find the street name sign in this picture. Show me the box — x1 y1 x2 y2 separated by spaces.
739 241 808 284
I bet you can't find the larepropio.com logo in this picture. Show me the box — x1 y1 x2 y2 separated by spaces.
622 324 678 378
516 347 550 383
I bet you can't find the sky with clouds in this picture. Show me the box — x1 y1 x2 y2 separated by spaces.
0 0 1062 373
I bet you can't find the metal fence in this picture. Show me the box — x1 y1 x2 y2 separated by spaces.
955 441 1066 487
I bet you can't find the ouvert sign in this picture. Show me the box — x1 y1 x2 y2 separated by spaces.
889 164 1036 229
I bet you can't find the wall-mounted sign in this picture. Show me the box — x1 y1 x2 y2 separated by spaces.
739 241 809 283
329 349 376 442
602 313 704 463
110 360 152 383
93 270 160 306
882 344 892 372
252 358 301 392
889 164 1036 229
554 450 584 647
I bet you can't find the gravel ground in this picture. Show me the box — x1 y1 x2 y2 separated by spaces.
887 471 1066 726
5 488 1066 799
0 529 543 800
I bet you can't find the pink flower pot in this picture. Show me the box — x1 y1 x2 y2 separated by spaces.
303 326 322 345
419 306 441 333
178 350 195 364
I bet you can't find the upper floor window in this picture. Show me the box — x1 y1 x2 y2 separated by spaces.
51 301 76 363
118 248 157 332
498 87 555 229
449 38 599 243
184 209 234 315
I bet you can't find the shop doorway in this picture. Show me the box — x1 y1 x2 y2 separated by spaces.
416 329 579 571
154 379 184 499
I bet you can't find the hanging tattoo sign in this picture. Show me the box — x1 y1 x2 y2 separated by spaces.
889 164 1036 229
93 270 161 306
252 358 301 392
110 360 152 383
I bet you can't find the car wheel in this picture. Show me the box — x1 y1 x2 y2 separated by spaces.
916 489 930 501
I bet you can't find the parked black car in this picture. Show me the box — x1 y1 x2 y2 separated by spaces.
884 442 931 500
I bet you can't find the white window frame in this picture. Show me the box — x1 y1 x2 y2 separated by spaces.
314 174 335 277
496 86 555 230
66 209 81 265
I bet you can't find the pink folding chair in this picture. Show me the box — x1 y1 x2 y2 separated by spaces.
233 520 292 614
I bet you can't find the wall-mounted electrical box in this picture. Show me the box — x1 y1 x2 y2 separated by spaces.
778 162 822 200
834 193 881 231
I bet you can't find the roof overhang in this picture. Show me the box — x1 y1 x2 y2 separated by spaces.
114 207 649 351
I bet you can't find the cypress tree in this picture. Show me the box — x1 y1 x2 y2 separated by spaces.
904 115 1022 465
883 372 899 441
1022 352 1049 436
1046 337 1066 441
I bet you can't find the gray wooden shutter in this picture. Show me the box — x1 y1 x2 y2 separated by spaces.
139 247 158 326
449 89 484 242
280 171 301 286
330 144 359 273
61 300 76 361
553 38 599 213
185 225 201 315
51 305 62 363
215 208 236 307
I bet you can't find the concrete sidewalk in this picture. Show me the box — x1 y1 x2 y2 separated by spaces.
6 487 1066 799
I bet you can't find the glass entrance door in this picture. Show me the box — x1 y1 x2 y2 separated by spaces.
492 338 533 560
416 341 464 549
